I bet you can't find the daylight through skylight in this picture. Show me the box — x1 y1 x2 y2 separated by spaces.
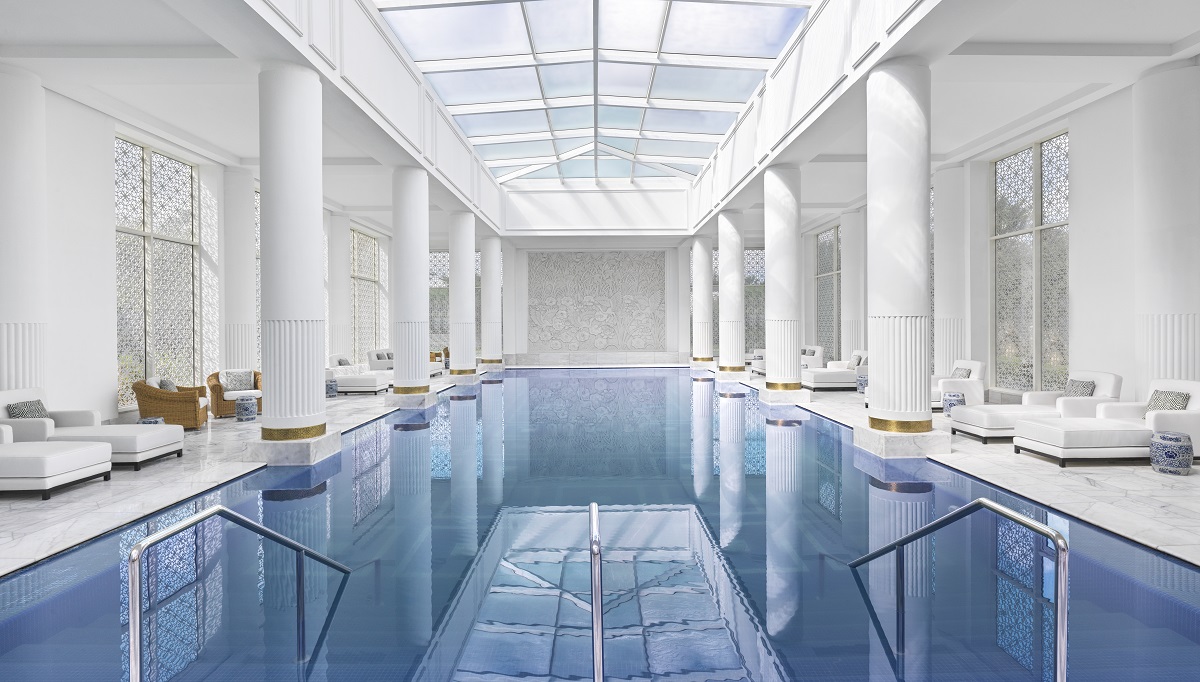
377 0 809 182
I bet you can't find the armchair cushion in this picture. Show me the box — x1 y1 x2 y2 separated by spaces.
1147 390 1190 415
7 399 49 419
223 389 262 400
48 410 101 427
219 369 255 391
1098 402 1148 420
1064 379 1095 397
950 367 971 379
159 378 178 392
1023 390 1063 406
1057 396 1117 418
0 418 53 441
337 358 350 366
0 424 10 444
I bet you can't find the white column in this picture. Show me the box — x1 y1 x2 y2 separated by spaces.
450 394 478 555
480 236 503 365
1133 61 1200 396
391 167 431 397
865 59 933 432
718 212 745 374
221 167 258 370
691 237 714 362
764 166 804 390
481 378 504 505
691 377 714 499
933 166 969 375
766 419 803 636
258 63 326 439
393 419 433 645
718 390 745 547
840 207 867 357
328 214 353 359
0 67 47 391
448 212 477 380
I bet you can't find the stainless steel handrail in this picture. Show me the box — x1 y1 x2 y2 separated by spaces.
849 497 1069 682
589 502 604 682
127 504 352 682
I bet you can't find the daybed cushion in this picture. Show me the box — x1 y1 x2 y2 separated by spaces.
49 424 184 453
0 441 111 478
1015 418 1151 449
952 404 1061 430
223 389 262 400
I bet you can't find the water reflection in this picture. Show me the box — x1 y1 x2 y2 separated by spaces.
691 377 714 500
450 392 479 556
392 416 432 646
765 411 805 636
717 386 746 548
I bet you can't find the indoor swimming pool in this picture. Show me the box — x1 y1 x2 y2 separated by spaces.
2 368 1200 681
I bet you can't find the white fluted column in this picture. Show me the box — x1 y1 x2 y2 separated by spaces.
718 212 746 374
933 166 968 375
391 168 432 399
718 390 745 547
480 236 503 366
1133 61 1200 396
764 166 805 393
481 378 504 505
765 418 803 636
450 394 478 555
221 167 258 370
691 237 715 363
865 59 933 433
258 63 326 440
448 212 477 382
840 207 867 357
328 214 353 359
691 377 715 499
392 418 433 645
0 67 47 391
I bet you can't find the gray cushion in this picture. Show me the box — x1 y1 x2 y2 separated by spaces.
375 352 387 360
386 352 394 360
337 358 350 366
1147 390 1190 415
951 367 972 379
7 399 49 419
849 354 862 366
804 349 815 356
1064 379 1095 397
223 370 254 392
159 378 178 392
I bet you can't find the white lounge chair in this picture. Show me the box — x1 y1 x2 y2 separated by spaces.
932 360 987 410
1012 378 1200 466
327 355 389 394
951 371 1122 444
367 348 394 371
802 350 866 390
0 425 112 500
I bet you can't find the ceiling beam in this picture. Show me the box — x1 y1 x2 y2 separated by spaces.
951 42 1171 57
416 49 771 73
496 141 596 183
468 127 723 146
448 94 744 116
596 142 696 181
377 0 811 10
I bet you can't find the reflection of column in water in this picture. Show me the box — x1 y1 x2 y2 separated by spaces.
262 480 332 664
867 478 933 682
450 394 479 555
718 390 746 548
504 376 530 484
392 420 433 645
481 380 504 506
766 419 803 636
691 378 715 499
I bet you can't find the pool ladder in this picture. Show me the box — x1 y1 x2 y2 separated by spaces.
125 504 352 682
589 502 605 682
849 498 1069 682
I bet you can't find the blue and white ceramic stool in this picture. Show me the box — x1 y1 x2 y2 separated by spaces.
942 392 966 417
326 378 338 398
235 396 258 422
856 374 869 394
137 417 165 425
1150 431 1193 476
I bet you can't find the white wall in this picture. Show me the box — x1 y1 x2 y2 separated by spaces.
1068 88 1137 399
506 189 688 232
44 93 119 418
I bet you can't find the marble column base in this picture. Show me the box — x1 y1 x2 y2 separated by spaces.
479 360 505 372
387 391 439 409
853 426 951 458
449 372 481 386
248 430 342 466
758 388 812 405
717 370 748 382
691 360 717 371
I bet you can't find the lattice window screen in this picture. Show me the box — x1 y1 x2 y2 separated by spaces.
815 227 841 361
351 231 381 363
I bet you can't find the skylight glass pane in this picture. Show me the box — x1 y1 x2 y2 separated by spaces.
539 63 594 98
666 162 703 175
555 138 592 154
523 165 562 180
637 139 716 158
526 0 593 53
476 140 556 161
383 5 530 61
599 63 653 97
549 106 594 131
634 164 670 177
599 0 668 52
427 67 542 105
598 106 643 129
661 4 807 58
650 66 764 102
596 159 633 178
560 158 597 178
490 164 528 177
598 136 637 153
455 110 549 137
642 109 736 135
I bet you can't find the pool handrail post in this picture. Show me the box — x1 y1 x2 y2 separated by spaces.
849 497 1069 682
590 502 604 682
126 504 351 682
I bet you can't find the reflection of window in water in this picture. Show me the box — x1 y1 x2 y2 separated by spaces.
995 500 1057 681
353 420 392 525
815 430 841 520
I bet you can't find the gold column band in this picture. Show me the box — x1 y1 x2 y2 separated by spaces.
393 385 430 395
261 423 327 441
449 369 476 375
480 359 504 363
766 381 802 391
692 356 714 362
868 417 933 433
718 366 745 372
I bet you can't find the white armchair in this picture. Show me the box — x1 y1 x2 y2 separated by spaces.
950 370 1123 443
1023 370 1123 417
800 345 825 369
932 360 986 408
0 388 101 442
367 349 394 371
1097 379 1200 444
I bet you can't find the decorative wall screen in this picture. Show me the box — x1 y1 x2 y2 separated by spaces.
994 133 1070 392
930 186 936 374
815 227 841 361
254 190 261 369
351 230 383 363
693 249 764 351
430 252 492 353
114 138 200 409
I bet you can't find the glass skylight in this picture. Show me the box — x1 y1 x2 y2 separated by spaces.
375 0 807 182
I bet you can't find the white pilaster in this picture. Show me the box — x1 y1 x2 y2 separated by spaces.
691 237 715 364
840 207 867 358
0 67 47 391
221 167 258 370
691 377 714 499
448 212 477 382
1133 61 1200 396
718 212 746 376
450 394 478 555
763 166 809 403
718 389 745 548
480 236 503 366
390 167 435 405
255 63 333 454
933 166 969 376
328 214 353 358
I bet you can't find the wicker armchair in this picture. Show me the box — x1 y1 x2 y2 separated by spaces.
206 371 263 418
132 380 208 430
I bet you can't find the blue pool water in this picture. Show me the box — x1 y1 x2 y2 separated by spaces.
2 368 1200 681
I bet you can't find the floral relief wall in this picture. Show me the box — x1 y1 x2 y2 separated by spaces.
527 251 667 352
